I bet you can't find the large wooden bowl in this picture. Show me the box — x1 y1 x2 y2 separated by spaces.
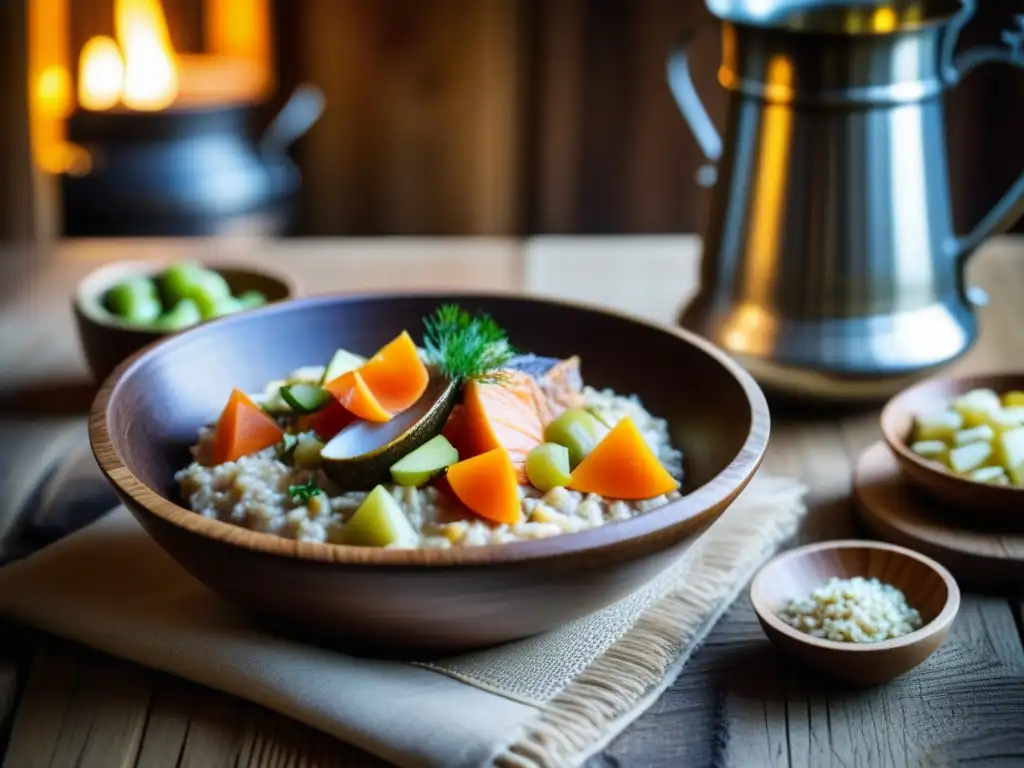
880 372 1024 523
89 293 770 654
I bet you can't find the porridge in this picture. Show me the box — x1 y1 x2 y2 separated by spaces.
175 304 684 549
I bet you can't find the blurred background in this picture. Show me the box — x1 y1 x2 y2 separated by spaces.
1 0 1022 243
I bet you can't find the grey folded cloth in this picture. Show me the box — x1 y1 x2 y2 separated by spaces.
0 431 807 767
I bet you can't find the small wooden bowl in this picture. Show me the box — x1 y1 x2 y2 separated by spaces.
89 292 770 654
74 259 297 382
880 372 1024 520
751 540 960 685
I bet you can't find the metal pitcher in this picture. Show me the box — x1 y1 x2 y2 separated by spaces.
669 0 1024 399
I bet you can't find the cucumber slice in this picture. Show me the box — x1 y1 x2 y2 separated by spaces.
321 348 366 384
279 383 333 414
389 434 459 487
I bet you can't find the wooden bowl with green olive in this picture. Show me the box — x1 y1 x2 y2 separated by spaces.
74 260 297 381
89 293 770 654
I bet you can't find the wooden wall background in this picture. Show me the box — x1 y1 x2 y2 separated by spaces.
2 0 1024 239
274 0 724 236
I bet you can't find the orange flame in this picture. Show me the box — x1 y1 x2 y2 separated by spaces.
78 0 179 112
115 0 179 110
78 36 123 112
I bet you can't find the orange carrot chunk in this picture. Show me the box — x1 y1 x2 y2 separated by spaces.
324 370 392 423
459 378 544 479
358 331 429 414
568 416 680 499
446 448 522 524
212 388 284 464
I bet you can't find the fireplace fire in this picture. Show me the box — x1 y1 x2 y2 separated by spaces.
28 0 321 237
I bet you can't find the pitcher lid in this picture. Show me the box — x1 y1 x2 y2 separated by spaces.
706 0 962 33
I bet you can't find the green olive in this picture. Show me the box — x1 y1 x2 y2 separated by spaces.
543 408 609 468
236 289 268 310
160 263 232 311
104 277 161 323
152 298 202 331
195 293 244 320
158 262 205 306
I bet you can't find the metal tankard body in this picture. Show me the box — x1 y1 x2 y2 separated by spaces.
670 0 1024 399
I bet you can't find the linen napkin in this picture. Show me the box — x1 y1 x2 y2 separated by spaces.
0 435 807 767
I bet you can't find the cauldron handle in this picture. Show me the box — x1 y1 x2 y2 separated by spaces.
943 2 1024 306
259 84 325 158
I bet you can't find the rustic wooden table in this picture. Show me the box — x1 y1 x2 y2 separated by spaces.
1 236 1022 768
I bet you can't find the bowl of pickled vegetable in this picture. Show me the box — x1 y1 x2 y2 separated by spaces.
74 260 296 382
881 372 1024 521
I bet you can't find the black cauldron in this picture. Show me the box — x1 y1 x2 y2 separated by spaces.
61 85 323 237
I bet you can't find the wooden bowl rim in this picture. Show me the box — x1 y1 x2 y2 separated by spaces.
751 539 961 653
89 290 771 567
880 371 1024 499
73 258 299 333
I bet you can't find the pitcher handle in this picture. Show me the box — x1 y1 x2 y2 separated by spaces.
667 26 722 187
944 4 1024 303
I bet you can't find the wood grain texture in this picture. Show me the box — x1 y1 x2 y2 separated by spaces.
1 236 1023 767
289 0 525 236
856 440 1024 592
528 0 722 235
751 540 960 686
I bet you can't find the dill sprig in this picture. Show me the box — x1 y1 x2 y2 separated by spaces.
288 477 322 503
423 304 515 382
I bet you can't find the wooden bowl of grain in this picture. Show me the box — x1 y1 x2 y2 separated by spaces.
750 540 960 685
89 292 770 655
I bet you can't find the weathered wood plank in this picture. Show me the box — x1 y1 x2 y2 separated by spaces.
1 237 1023 768
133 675 194 768
292 0 525 235
4 642 81 768
175 687 248 768
593 584 1024 768
3 640 152 768
67 657 151 767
